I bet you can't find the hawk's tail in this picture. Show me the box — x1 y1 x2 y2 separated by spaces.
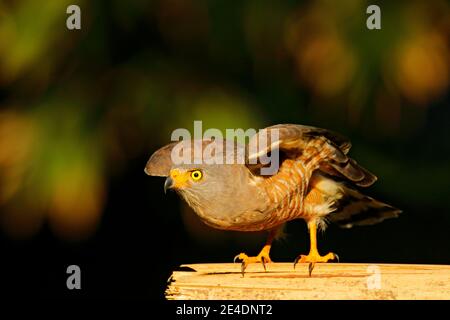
328 185 401 228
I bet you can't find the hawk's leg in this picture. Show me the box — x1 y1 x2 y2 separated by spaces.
294 219 338 276
234 229 277 276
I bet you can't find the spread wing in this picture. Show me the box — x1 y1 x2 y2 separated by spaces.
246 124 376 187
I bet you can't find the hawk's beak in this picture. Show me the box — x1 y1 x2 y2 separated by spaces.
164 176 174 194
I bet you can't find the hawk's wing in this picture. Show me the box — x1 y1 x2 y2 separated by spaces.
246 124 376 187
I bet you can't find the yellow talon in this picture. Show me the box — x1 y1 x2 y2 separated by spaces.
234 248 272 276
294 220 339 276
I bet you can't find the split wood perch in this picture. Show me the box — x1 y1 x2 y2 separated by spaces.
166 263 450 300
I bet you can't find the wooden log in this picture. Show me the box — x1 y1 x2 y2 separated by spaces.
166 263 450 300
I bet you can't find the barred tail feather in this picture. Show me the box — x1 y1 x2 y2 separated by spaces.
328 186 401 228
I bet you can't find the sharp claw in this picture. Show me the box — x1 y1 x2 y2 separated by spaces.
234 253 272 276
334 254 340 262
293 256 300 269
240 262 246 277
261 258 267 272
308 262 315 277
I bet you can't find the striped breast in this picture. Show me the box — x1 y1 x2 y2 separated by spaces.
260 158 309 226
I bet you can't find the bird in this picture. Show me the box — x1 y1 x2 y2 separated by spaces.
145 124 401 276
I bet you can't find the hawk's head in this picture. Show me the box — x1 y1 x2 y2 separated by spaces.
144 139 258 224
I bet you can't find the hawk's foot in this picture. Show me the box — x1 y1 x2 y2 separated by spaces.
233 249 272 277
293 251 339 276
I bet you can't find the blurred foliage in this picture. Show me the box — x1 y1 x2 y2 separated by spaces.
0 0 449 240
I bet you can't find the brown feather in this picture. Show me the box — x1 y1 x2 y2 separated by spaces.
246 124 376 188
144 142 179 177
328 186 401 228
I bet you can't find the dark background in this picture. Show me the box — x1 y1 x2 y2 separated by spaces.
0 0 449 299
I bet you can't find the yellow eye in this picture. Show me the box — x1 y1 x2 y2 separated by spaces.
190 170 203 181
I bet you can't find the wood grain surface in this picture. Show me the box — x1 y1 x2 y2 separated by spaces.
166 263 450 300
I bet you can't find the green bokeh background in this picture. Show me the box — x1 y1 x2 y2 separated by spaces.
0 0 449 299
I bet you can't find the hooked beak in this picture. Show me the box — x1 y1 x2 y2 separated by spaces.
164 176 174 194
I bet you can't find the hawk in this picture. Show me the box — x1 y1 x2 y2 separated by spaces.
145 124 401 275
